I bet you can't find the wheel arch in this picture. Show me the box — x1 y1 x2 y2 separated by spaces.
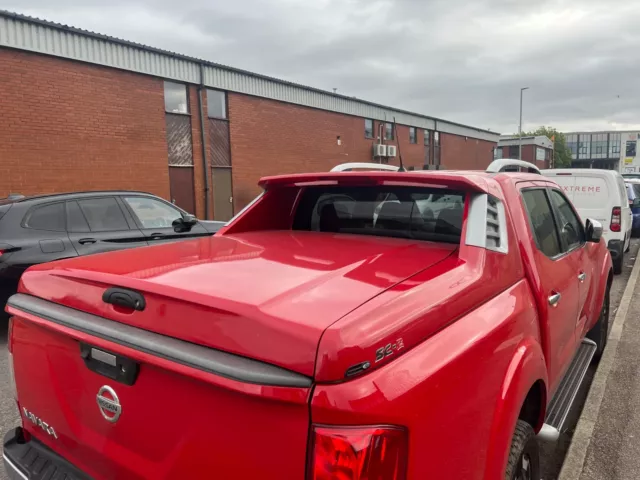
483 337 548 479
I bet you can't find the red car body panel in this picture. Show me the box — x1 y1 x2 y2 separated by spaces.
4 170 612 479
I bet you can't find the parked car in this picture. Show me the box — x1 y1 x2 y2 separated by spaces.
625 179 640 236
542 168 631 274
3 160 612 480
0 191 224 312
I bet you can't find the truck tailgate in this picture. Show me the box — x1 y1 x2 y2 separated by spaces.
7 295 311 479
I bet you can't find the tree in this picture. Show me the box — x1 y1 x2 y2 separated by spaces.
517 126 572 168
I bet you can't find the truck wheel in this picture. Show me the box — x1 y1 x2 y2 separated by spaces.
587 284 610 359
505 420 540 480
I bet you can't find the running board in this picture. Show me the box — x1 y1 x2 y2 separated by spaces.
538 338 597 441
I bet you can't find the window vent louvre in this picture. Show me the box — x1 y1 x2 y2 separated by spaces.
486 197 501 248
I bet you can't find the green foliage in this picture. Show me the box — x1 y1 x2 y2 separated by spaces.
518 126 572 168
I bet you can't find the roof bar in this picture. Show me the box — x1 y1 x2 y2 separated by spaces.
486 159 541 174
330 163 400 172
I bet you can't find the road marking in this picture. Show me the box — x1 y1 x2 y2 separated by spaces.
558 248 640 480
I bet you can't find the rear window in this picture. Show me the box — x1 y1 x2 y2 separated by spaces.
292 186 465 243
629 183 640 199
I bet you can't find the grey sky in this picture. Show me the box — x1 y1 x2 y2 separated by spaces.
3 0 639 134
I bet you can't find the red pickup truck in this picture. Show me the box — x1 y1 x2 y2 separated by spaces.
3 160 611 480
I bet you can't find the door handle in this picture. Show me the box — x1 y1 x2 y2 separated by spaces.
578 272 586 282
150 233 165 240
548 292 561 307
78 238 97 245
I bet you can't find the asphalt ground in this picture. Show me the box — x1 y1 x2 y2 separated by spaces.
0 240 637 479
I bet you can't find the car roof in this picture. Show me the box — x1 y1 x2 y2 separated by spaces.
0 190 157 206
542 168 621 178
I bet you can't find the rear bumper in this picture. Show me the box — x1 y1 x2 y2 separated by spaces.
3 427 89 480
608 239 623 260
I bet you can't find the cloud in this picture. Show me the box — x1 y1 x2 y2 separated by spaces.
3 0 640 133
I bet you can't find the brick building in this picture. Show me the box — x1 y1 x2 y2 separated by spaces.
495 136 554 169
0 11 500 221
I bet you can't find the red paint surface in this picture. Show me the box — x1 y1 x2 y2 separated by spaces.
7 171 612 479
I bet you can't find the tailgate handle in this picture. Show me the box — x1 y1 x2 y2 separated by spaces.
102 287 146 311
80 343 139 386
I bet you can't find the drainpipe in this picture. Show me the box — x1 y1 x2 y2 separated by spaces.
197 63 211 219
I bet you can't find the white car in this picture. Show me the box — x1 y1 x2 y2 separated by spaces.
542 168 632 274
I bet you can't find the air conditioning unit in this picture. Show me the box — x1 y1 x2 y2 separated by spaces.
387 145 397 157
373 144 387 157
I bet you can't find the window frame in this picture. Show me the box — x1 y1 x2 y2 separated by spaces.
76 196 132 233
409 127 417 144
547 188 586 254
364 119 374 139
22 201 66 232
206 88 228 120
385 122 394 140
121 195 186 230
164 81 190 115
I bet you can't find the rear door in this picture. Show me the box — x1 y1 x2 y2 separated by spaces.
120 195 208 245
520 185 580 394
67 197 148 256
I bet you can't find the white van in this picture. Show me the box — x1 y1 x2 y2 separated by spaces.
542 169 632 273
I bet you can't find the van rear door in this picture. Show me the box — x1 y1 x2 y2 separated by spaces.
546 174 610 230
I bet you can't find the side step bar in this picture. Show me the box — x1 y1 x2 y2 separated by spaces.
538 338 597 441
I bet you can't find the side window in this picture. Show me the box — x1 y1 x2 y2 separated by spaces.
549 189 586 251
522 189 562 258
66 201 90 233
124 197 183 229
77 198 129 232
23 203 65 231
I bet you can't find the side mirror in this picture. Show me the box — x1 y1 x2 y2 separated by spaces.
585 218 603 243
182 214 198 226
172 214 198 232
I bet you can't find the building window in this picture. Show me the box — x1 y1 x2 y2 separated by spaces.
434 131 441 165
364 119 374 138
578 134 591 158
424 130 430 146
207 89 227 119
610 133 621 156
164 81 189 114
510 146 520 158
494 147 503 159
409 127 417 144
424 130 431 164
590 133 607 159
566 134 578 158
385 123 394 140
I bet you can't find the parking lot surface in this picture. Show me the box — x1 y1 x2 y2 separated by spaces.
0 240 637 480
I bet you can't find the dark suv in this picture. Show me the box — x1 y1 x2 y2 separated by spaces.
0 191 224 310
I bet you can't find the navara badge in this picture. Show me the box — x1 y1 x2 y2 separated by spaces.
96 385 121 423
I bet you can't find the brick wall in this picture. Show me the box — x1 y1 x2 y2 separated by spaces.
440 133 496 170
0 48 170 200
228 93 497 211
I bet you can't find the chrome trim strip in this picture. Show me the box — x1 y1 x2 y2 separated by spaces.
8 294 312 388
3 453 28 480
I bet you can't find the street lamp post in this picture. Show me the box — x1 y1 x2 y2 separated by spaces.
518 87 529 160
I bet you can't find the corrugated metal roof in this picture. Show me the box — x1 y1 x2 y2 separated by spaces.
0 9 500 142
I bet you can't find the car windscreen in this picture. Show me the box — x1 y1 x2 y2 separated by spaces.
627 183 640 200
292 185 465 244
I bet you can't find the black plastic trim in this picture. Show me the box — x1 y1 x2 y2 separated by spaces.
8 293 313 388
608 239 623 259
3 427 90 480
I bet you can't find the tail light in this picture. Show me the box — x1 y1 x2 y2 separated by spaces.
308 425 408 480
611 207 621 232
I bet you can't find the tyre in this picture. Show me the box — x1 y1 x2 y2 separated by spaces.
505 420 540 480
587 284 610 359
613 249 624 274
